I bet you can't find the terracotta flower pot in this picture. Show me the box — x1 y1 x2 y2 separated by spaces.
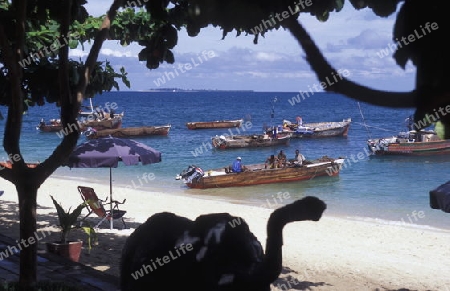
46 241 83 262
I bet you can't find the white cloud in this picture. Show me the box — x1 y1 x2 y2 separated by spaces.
347 29 389 49
69 49 89 57
255 52 283 62
100 48 135 58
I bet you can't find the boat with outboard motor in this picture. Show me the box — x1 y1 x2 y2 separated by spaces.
176 156 344 189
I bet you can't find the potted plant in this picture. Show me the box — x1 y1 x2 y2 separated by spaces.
46 195 97 262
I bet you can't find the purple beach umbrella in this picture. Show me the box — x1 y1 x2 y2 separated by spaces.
64 136 162 229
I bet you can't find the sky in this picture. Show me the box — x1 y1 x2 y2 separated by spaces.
80 1 416 92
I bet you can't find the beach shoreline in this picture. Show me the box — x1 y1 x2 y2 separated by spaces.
1 176 450 290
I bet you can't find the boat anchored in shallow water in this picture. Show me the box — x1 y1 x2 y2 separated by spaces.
186 119 244 130
367 130 450 156
84 124 171 139
211 133 291 149
280 118 351 138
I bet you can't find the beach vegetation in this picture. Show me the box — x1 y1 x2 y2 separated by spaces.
0 0 446 290
49 196 97 251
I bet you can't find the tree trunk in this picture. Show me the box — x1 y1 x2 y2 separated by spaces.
17 182 38 290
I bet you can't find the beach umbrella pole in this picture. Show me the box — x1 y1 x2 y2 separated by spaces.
110 167 113 230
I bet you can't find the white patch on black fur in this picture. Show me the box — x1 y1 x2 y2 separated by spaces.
218 274 235 285
196 221 226 261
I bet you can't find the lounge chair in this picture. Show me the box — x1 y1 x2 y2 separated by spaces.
77 186 127 229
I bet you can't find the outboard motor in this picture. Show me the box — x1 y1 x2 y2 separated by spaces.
84 127 97 138
185 167 204 183
176 165 204 182
180 165 197 179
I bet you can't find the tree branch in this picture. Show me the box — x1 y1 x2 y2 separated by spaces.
282 17 417 108
77 0 125 103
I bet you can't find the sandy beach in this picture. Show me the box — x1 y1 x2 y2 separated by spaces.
1 176 450 291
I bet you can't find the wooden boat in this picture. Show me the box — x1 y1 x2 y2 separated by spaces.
186 119 244 130
280 118 351 138
84 124 171 139
81 116 123 130
367 130 450 155
176 156 345 189
36 116 123 133
36 119 65 132
211 132 291 149
78 98 124 120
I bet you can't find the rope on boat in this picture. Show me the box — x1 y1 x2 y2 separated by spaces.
352 122 399 134
356 102 372 139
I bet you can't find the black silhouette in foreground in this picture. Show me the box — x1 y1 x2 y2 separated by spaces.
120 196 326 291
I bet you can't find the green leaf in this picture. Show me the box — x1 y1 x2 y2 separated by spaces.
122 77 131 88
80 224 97 252
434 121 449 139
335 0 344 12
69 39 78 49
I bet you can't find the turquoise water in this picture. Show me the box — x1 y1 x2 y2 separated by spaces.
1 91 450 230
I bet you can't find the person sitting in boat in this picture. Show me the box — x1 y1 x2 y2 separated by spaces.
277 150 287 168
265 155 277 169
290 149 305 167
95 107 105 119
229 157 245 173
405 115 414 131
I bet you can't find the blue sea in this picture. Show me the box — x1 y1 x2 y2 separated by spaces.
2 91 450 230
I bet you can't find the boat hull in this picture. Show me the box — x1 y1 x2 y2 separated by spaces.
82 116 122 130
211 134 290 149
368 140 450 155
186 119 243 130
86 125 171 139
182 158 344 189
36 124 64 132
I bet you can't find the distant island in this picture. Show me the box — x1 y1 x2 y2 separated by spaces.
144 88 255 92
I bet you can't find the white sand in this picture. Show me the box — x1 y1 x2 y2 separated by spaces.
1 176 450 290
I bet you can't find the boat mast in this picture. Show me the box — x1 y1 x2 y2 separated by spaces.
270 96 277 130
89 98 94 113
